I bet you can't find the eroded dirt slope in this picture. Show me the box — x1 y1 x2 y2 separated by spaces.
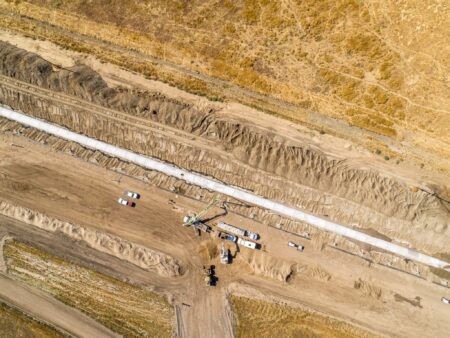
0 0 448 175
0 42 449 255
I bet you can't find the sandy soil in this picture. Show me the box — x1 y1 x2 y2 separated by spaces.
0 40 448 257
0 25 449 338
4 240 175 337
0 273 119 338
0 301 65 338
1 29 448 192
0 200 181 277
1 0 449 178
0 131 449 337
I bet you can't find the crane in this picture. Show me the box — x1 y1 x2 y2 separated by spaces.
183 196 221 227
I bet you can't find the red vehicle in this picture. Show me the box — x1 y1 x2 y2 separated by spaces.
118 198 135 207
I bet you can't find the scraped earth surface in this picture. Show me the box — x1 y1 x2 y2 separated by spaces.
0 26 449 338
0 122 449 337
0 41 448 255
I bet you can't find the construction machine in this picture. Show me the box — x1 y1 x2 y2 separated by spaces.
183 196 221 236
203 265 215 286
220 242 230 264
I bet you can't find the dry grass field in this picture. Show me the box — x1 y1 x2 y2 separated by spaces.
4 240 175 338
0 301 66 337
230 295 378 338
0 0 448 173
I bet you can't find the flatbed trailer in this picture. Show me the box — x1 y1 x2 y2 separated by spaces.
217 222 246 236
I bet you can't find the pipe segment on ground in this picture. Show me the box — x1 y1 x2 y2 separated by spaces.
1 107 448 270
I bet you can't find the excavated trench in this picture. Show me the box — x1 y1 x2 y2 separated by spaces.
0 117 436 280
0 41 449 257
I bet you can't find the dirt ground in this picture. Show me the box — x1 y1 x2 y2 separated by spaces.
230 295 377 338
4 240 175 337
0 37 448 257
0 273 118 338
0 0 449 176
0 130 449 337
0 301 66 338
0 15 449 337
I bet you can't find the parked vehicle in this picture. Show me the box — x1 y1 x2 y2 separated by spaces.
288 241 304 251
125 191 140 199
288 241 297 248
217 222 246 237
220 242 230 264
222 233 238 242
246 231 259 240
237 237 258 250
118 198 135 207
203 265 216 286
442 297 450 304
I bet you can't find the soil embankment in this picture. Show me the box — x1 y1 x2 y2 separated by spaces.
0 200 180 277
0 41 449 255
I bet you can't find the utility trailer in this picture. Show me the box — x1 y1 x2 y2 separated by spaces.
217 222 260 241
217 222 246 237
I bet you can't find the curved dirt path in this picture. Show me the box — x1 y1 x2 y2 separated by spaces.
0 273 119 338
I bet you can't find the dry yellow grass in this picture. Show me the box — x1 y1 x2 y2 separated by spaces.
4 240 175 338
0 301 66 337
0 0 449 174
230 295 378 338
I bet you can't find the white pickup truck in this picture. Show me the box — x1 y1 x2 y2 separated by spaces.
288 241 304 251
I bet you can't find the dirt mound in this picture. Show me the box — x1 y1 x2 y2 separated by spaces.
293 264 332 282
238 251 294 282
354 279 382 300
0 200 180 277
197 241 219 263
0 41 449 254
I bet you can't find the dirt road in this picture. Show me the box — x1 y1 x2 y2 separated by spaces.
0 273 119 338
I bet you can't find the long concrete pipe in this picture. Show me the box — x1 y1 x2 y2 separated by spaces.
1 107 448 270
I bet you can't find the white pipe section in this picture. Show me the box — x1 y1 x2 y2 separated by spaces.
1 107 449 270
